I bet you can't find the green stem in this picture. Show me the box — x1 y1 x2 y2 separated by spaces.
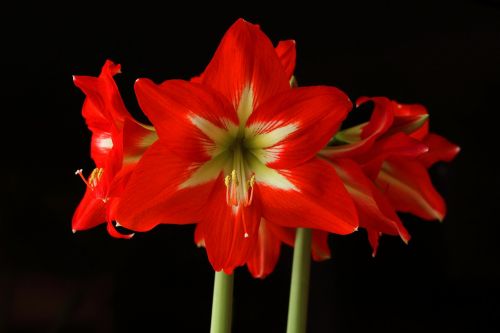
286 228 312 333
210 271 234 333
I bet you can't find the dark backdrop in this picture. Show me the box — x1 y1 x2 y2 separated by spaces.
1 1 499 332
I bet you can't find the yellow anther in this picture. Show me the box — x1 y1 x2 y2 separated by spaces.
224 170 255 207
248 175 255 187
75 167 104 191
231 169 238 185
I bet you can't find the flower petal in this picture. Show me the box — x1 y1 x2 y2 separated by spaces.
367 230 381 257
199 19 290 117
376 158 446 221
419 133 460 168
106 220 134 240
311 231 331 261
72 187 107 231
332 158 409 242
390 101 429 139
359 133 429 179
275 40 296 80
73 60 129 167
122 118 158 166
197 182 261 273
246 219 282 279
134 79 238 162
115 141 218 231
247 86 352 169
320 96 393 160
259 157 358 235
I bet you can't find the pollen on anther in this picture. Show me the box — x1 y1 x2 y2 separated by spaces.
244 232 249 238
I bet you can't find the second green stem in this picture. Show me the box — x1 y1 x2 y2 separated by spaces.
286 228 312 333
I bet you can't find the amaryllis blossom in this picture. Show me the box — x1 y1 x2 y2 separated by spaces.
116 19 358 273
73 60 157 238
320 96 460 254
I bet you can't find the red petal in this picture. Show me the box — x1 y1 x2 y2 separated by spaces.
376 158 446 221
194 224 205 247
391 101 429 139
247 86 352 169
106 220 134 240
359 133 429 179
311 231 331 261
259 157 358 235
115 142 216 231
73 60 129 167
275 40 296 80
259 225 330 262
122 118 158 166
332 158 409 242
246 219 282 278
199 19 290 111
356 97 395 139
72 187 106 231
419 133 460 167
320 96 393 160
197 182 261 273
134 79 237 163
367 230 381 257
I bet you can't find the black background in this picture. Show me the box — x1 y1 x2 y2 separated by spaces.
1 1 499 332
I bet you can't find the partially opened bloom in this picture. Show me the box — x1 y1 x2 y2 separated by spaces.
320 97 460 254
116 19 358 273
73 60 157 238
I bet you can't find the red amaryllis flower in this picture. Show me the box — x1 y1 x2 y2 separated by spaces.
116 19 358 273
320 96 459 254
73 60 157 238
193 37 303 278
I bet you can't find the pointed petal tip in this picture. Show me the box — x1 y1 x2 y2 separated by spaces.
355 96 371 108
316 254 331 261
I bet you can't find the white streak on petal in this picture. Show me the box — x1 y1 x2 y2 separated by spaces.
247 153 298 191
246 123 297 148
190 115 225 143
236 86 254 125
96 135 113 150
179 152 229 189
189 115 236 156
377 162 444 221
249 145 283 165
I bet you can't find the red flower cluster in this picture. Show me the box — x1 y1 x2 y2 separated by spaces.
73 19 458 277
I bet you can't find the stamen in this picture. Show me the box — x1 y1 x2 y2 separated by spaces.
224 170 256 207
75 167 104 192
245 175 255 206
